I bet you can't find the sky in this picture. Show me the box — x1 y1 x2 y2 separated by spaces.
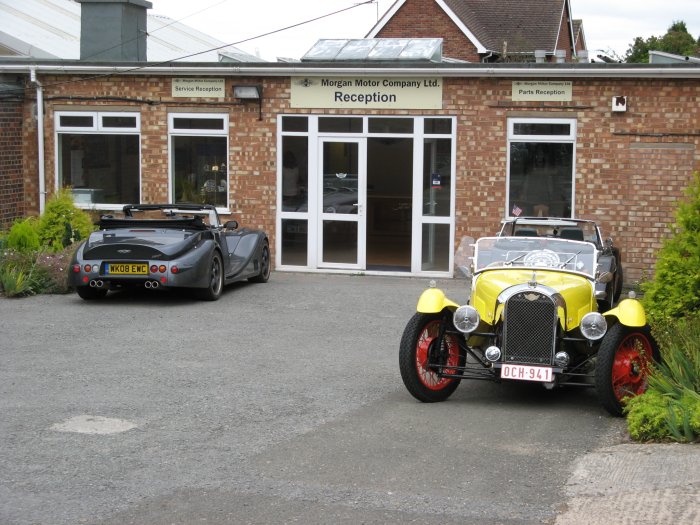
152 0 700 62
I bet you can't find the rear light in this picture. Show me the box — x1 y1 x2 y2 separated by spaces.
159 265 166 273
82 276 89 283
171 266 179 274
84 264 92 272
72 264 81 273
150 265 158 273
160 276 167 284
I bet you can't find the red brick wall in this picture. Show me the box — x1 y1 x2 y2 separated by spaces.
29 73 700 283
555 4 574 61
0 100 25 227
375 0 482 62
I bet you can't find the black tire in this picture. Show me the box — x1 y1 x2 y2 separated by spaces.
399 312 465 403
76 286 107 300
613 263 624 303
196 251 223 301
595 322 659 416
249 240 271 283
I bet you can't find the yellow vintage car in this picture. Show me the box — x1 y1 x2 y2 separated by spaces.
399 222 658 416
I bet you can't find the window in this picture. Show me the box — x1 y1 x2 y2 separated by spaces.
168 113 229 208
507 118 576 218
56 111 140 206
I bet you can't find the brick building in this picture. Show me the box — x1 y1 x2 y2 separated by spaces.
1 0 699 284
2 56 699 284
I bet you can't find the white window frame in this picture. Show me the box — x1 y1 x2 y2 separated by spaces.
54 110 141 211
276 114 457 277
506 117 577 218
167 113 230 213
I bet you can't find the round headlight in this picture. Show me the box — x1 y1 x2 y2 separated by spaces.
485 346 501 362
580 312 607 341
453 305 480 333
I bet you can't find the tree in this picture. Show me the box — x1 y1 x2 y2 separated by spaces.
625 21 700 63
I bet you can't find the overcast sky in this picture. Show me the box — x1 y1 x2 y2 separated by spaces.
152 0 700 62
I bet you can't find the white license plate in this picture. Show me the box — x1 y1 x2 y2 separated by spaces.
501 364 553 383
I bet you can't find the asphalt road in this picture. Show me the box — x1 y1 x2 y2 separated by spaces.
0 272 636 524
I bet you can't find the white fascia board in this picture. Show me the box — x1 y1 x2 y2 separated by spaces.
434 0 488 53
4 64 700 79
366 0 405 37
366 0 488 54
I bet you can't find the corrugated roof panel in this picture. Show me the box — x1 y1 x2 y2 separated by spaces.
303 38 443 62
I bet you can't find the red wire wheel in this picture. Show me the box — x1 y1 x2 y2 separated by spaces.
399 313 465 402
595 323 659 417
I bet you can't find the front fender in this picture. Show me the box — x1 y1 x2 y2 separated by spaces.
603 298 647 327
416 288 460 314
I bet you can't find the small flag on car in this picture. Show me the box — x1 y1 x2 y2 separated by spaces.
512 203 522 216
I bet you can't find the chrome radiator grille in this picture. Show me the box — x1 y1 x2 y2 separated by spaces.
502 291 557 365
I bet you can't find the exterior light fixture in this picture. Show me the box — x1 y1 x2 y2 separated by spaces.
233 84 262 120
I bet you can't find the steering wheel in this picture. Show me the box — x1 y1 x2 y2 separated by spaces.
524 249 561 267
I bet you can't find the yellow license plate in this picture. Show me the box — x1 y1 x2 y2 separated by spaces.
107 263 148 275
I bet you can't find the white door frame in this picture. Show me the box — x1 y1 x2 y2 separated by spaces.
317 137 367 270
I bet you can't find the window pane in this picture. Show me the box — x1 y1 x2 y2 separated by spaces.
422 223 450 271
281 219 307 266
368 118 413 134
509 142 573 217
102 116 137 128
281 136 308 212
60 115 93 128
424 118 452 134
172 117 225 131
319 117 362 133
282 116 308 132
423 139 451 217
323 221 357 264
513 123 570 136
58 133 139 204
172 136 227 207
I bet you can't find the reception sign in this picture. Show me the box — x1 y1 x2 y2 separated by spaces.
291 77 443 109
172 78 225 98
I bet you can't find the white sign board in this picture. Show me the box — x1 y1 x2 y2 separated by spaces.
512 81 572 102
172 78 225 98
291 77 443 109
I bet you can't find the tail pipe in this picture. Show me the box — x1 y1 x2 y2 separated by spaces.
89 280 104 288
144 280 160 289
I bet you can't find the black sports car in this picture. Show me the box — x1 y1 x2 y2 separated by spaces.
70 204 270 301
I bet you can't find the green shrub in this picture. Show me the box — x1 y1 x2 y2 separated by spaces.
6 218 40 253
37 189 95 252
641 172 700 321
33 246 76 294
625 316 700 442
0 253 39 297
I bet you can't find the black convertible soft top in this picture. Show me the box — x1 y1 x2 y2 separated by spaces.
97 203 215 231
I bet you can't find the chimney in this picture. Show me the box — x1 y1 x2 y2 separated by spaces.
555 49 566 63
534 50 547 63
76 0 152 62
577 50 589 63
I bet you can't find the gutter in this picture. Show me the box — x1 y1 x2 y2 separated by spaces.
2 63 700 79
30 67 46 215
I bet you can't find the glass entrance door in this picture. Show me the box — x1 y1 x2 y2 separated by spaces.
318 139 366 269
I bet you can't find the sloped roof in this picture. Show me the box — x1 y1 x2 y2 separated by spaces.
0 0 263 62
443 0 568 54
368 0 574 56
572 19 586 50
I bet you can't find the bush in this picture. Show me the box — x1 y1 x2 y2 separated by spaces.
6 218 40 253
33 246 76 294
641 172 700 321
626 316 700 442
37 189 95 252
0 251 40 297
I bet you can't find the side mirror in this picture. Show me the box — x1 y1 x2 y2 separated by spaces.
597 271 613 284
224 220 239 230
605 238 614 249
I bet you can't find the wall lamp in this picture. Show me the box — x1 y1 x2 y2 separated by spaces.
233 84 263 120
